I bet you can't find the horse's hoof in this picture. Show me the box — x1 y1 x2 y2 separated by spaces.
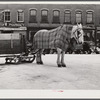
40 61 43 64
37 62 40 64
58 64 62 67
62 64 66 67
37 61 43 65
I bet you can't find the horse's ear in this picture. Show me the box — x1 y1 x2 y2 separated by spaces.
79 23 83 28
79 23 82 25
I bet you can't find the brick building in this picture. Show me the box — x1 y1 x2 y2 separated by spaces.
0 3 100 43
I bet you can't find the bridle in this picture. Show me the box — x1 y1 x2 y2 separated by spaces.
72 26 83 44
60 24 83 44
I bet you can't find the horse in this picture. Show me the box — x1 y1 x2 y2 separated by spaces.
32 23 84 67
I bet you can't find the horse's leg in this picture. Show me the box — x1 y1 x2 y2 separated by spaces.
57 48 62 67
61 51 66 67
36 49 43 64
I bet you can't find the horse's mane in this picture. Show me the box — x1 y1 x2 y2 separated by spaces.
48 25 62 33
39 24 77 38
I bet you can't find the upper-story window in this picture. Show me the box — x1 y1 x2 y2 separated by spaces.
4 10 10 22
76 10 82 23
53 10 60 23
0 10 4 22
41 9 48 23
29 9 37 23
86 10 93 24
17 10 24 22
64 10 71 23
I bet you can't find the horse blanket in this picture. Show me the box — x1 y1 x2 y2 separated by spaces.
33 25 73 51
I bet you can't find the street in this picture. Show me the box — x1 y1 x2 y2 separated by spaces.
0 54 100 89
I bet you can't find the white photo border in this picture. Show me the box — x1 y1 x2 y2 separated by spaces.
0 1 100 99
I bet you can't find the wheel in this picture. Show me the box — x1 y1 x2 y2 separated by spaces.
5 58 11 64
27 55 36 63
13 57 20 64
21 55 36 63
5 58 13 64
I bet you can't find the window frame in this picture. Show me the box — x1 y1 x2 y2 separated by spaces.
41 8 49 23
52 9 60 23
17 9 24 22
75 10 82 24
86 10 94 24
4 9 11 22
29 8 37 23
64 9 71 24
0 10 4 22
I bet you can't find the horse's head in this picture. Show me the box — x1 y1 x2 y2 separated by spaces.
71 23 84 44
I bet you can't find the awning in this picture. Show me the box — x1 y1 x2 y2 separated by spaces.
0 27 27 31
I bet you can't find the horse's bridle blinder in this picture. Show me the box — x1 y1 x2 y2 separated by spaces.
72 28 82 44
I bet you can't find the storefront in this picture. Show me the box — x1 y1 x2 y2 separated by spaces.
0 25 27 54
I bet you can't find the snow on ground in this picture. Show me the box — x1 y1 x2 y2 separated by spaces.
0 54 100 89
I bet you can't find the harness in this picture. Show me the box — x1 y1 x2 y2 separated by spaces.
72 27 83 44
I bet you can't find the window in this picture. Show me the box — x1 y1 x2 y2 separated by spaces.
4 10 10 22
29 9 37 23
41 9 48 23
76 10 82 23
64 10 71 23
17 10 24 22
53 10 60 23
86 11 93 24
0 10 4 22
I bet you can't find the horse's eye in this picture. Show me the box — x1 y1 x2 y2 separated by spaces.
77 31 81 36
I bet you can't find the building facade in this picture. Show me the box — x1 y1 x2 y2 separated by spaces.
0 4 100 43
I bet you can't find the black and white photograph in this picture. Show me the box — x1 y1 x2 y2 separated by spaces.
0 1 100 98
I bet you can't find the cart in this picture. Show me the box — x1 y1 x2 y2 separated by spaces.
0 27 36 64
